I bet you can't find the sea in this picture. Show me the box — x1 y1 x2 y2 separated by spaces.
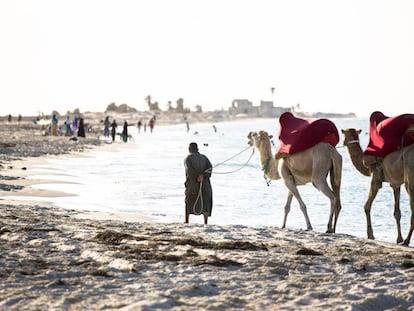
6 117 412 245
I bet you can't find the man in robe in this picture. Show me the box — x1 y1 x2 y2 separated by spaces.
184 142 213 224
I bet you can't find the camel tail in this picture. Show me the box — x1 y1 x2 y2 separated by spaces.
331 151 342 192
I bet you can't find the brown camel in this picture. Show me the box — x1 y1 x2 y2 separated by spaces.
342 128 414 246
247 130 342 233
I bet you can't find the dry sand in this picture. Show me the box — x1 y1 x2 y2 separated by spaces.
1 118 414 310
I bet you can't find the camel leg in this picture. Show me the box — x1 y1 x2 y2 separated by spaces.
391 186 403 244
282 192 294 229
365 177 382 240
330 166 342 233
312 153 341 233
331 187 342 233
313 177 337 233
403 183 414 246
282 172 312 230
403 208 414 246
329 192 341 233
291 188 312 230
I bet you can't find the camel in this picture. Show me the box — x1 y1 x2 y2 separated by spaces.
247 130 342 233
342 128 414 246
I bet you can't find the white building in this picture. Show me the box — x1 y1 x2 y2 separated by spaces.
229 99 291 117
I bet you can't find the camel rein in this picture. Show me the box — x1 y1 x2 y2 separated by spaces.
206 145 255 174
192 146 255 215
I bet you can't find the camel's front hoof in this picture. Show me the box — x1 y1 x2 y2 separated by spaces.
325 229 335 234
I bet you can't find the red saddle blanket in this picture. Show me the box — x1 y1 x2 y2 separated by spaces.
276 112 339 155
364 111 414 157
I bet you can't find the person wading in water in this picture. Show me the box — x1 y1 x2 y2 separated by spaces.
184 142 213 224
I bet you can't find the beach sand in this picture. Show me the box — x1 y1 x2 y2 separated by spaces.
1 118 414 310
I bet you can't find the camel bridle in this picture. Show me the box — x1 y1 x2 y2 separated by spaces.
261 157 272 186
344 139 360 146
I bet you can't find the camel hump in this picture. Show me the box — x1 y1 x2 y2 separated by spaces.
365 112 414 157
277 113 339 156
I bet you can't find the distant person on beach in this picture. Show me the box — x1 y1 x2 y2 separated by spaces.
186 121 190 133
77 117 85 137
7 114 11 123
64 116 72 136
149 116 155 133
73 115 79 134
103 116 110 138
51 113 58 136
17 114 22 129
184 142 213 225
137 119 142 133
122 121 128 142
110 119 117 142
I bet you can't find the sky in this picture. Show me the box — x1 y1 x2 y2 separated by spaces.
1 0 413 117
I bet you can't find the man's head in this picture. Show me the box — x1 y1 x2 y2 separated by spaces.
189 142 198 153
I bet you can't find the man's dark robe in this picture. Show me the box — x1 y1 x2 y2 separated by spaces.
184 151 213 216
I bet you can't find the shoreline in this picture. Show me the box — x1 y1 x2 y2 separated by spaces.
0 136 154 224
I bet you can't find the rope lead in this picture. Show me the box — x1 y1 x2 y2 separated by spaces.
207 147 255 175
192 146 255 214
192 180 204 215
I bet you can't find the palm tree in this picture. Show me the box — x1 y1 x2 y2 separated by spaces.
270 87 275 104
166 100 173 112
176 98 184 113
195 105 202 113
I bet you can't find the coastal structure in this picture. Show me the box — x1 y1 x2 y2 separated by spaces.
228 99 291 118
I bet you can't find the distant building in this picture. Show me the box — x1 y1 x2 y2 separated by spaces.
148 102 160 111
229 99 291 118
229 99 259 116
259 100 291 117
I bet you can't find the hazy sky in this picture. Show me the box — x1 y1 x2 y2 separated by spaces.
1 0 413 117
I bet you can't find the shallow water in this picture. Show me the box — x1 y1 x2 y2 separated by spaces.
7 118 412 244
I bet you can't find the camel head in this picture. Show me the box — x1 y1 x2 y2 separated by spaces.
341 128 361 146
341 128 371 176
247 131 273 149
248 130 280 181
247 131 255 146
